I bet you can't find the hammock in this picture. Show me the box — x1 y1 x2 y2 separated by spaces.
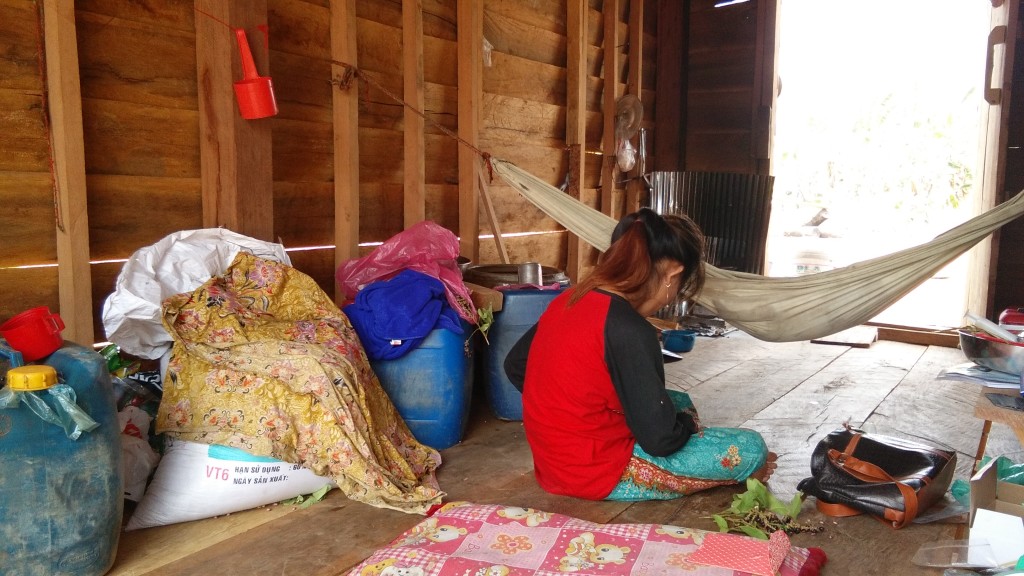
490 158 1024 342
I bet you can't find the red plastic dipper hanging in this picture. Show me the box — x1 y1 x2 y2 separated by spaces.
233 28 278 119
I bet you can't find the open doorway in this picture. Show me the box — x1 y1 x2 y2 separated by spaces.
766 1 991 330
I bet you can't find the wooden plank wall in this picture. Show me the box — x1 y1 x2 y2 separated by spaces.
0 0 660 347
80 1 204 340
685 0 761 173
45 0 94 345
0 0 69 332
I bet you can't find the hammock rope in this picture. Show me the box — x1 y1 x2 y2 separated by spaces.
491 157 1024 342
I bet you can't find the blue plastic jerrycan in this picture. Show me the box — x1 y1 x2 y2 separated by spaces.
0 340 124 575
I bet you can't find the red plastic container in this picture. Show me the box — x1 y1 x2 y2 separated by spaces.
0 306 65 362
233 28 278 120
1000 307 1024 331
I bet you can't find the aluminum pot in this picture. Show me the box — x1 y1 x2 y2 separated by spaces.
958 329 1024 376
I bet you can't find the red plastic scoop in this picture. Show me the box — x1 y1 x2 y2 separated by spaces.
233 28 278 120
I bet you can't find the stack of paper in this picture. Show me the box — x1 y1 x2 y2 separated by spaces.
939 363 1021 390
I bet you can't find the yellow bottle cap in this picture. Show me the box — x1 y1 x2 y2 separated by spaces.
6 365 58 391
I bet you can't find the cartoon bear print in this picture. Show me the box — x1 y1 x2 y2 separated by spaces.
559 532 598 572
590 542 631 565
557 554 591 573
394 518 439 546
557 532 630 571
394 518 466 546
655 524 703 543
426 524 468 543
358 558 396 576
496 506 552 527
565 531 597 557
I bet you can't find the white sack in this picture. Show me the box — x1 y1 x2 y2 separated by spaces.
126 438 334 530
101 229 290 359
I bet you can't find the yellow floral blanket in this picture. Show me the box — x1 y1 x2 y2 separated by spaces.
157 252 444 514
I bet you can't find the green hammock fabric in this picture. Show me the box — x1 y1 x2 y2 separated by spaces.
491 158 1024 342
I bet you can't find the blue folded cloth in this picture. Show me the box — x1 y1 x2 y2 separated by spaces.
344 269 463 360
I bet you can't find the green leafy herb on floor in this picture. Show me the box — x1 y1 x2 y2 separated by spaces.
708 478 823 540
280 484 333 509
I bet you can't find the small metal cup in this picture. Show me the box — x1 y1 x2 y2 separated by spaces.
517 262 543 286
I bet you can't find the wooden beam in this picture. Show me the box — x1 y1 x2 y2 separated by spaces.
403 0 426 227
752 0 779 175
971 1 1019 317
869 323 960 348
331 0 360 304
624 0 644 215
600 0 619 218
42 0 93 345
457 0 482 262
566 0 588 282
626 0 642 98
476 162 509 264
195 0 273 242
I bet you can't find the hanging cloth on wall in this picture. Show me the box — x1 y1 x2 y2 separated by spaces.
490 158 1024 343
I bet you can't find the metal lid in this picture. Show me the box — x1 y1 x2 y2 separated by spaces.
6 365 58 391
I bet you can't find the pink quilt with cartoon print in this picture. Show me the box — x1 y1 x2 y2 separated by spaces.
346 502 827 576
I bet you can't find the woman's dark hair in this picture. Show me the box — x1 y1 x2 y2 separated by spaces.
570 208 706 307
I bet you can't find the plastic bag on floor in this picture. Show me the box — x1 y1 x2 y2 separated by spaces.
119 406 160 501
0 383 99 440
983 455 1024 485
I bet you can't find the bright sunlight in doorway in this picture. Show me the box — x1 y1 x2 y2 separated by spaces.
768 0 991 329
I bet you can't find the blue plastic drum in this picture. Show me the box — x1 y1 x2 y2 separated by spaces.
371 326 474 450
485 289 563 420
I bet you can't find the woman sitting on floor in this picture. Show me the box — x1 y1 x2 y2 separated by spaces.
504 208 776 501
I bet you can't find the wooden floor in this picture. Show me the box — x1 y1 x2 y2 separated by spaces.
109 330 1024 576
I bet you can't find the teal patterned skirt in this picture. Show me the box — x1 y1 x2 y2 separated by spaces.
605 390 769 501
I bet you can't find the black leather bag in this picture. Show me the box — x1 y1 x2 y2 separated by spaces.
796 427 957 529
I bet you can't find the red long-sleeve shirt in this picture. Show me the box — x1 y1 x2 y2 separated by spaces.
504 288 696 499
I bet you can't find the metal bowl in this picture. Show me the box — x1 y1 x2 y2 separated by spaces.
958 329 1024 376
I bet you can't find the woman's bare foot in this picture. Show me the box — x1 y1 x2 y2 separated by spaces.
751 451 778 483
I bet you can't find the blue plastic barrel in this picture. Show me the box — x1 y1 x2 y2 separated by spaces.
485 289 563 420
0 341 123 576
370 326 473 450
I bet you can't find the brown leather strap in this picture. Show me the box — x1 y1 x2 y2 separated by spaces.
815 499 863 517
826 449 898 483
816 492 917 529
889 481 918 529
843 432 862 457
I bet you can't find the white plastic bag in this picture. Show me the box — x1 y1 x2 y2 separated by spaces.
121 435 160 502
102 229 291 359
118 406 160 502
